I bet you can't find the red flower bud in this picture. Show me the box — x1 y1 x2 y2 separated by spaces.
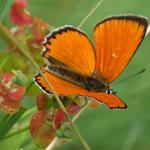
30 111 56 148
68 103 79 114
10 0 32 25
54 109 65 128
7 85 25 101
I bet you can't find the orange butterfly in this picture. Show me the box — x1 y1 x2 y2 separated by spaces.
34 15 148 109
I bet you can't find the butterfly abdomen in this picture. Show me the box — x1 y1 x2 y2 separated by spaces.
45 65 107 92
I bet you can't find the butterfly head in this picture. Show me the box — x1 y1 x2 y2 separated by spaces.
106 87 117 95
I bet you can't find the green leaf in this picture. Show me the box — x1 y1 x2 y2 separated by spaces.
0 113 9 125
0 57 8 68
0 0 14 23
0 108 26 139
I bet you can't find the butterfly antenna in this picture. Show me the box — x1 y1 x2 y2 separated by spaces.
114 68 146 85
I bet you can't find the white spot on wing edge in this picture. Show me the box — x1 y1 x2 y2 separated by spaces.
146 25 150 36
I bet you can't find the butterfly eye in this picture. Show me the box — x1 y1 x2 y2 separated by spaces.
106 88 117 95
106 89 112 94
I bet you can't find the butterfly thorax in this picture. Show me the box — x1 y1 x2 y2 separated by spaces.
45 65 108 92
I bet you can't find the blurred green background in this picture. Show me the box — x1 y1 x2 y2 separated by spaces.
0 0 150 149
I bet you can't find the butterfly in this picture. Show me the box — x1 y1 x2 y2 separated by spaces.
34 15 148 109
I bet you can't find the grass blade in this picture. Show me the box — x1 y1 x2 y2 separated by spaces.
0 108 26 139
0 0 14 23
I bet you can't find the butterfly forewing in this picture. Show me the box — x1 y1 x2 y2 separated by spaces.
94 16 148 83
43 27 95 76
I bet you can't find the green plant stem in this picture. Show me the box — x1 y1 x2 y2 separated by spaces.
0 114 10 125
21 106 36 119
0 107 36 140
0 108 26 139
78 0 104 28
0 57 8 68
0 100 88 141
72 101 91 122
0 0 8 22
0 0 14 23
0 24 90 150
0 99 90 142
26 81 34 93
46 101 91 150
1 126 29 140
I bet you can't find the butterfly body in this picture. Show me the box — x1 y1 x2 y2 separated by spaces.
34 15 148 109
45 64 108 92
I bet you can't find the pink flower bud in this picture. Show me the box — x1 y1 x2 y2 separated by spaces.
10 0 32 25
7 85 25 101
68 103 79 114
55 109 65 128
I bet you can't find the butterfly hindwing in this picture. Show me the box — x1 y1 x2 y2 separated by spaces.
94 15 148 83
34 67 126 109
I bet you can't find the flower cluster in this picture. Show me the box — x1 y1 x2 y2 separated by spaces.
0 69 27 113
0 0 96 148
29 94 87 148
9 0 49 61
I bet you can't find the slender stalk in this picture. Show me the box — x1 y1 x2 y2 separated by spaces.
0 108 26 139
46 0 106 148
46 137 58 150
25 81 34 93
0 113 13 126
0 0 8 22
0 57 8 68
0 106 35 140
0 0 105 147
2 126 29 140
78 0 105 28
72 101 91 122
0 24 90 150
0 81 34 135
46 101 91 150
21 107 36 119
0 114 10 126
